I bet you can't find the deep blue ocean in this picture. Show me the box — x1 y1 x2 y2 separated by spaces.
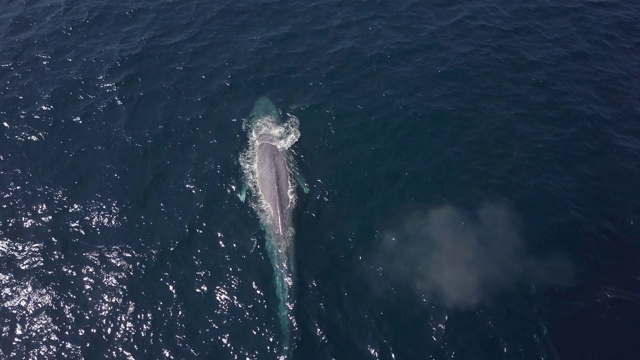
1 0 640 359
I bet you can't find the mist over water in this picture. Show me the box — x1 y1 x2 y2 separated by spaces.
377 203 574 309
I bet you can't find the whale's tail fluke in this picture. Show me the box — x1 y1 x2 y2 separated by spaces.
277 274 293 359
264 232 296 359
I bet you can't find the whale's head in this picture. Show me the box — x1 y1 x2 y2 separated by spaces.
249 96 282 124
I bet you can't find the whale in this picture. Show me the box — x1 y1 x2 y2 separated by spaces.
239 97 308 357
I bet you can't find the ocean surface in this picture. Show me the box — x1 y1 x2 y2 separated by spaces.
1 0 640 359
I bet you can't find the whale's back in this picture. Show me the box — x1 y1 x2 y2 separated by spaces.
256 141 291 238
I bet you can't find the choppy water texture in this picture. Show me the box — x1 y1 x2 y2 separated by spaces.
1 0 640 359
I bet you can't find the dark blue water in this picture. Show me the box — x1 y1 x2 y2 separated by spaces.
2 0 640 359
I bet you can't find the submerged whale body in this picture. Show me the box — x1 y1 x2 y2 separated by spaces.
240 97 307 358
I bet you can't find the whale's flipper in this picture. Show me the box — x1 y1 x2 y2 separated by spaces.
294 171 309 194
237 184 249 202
